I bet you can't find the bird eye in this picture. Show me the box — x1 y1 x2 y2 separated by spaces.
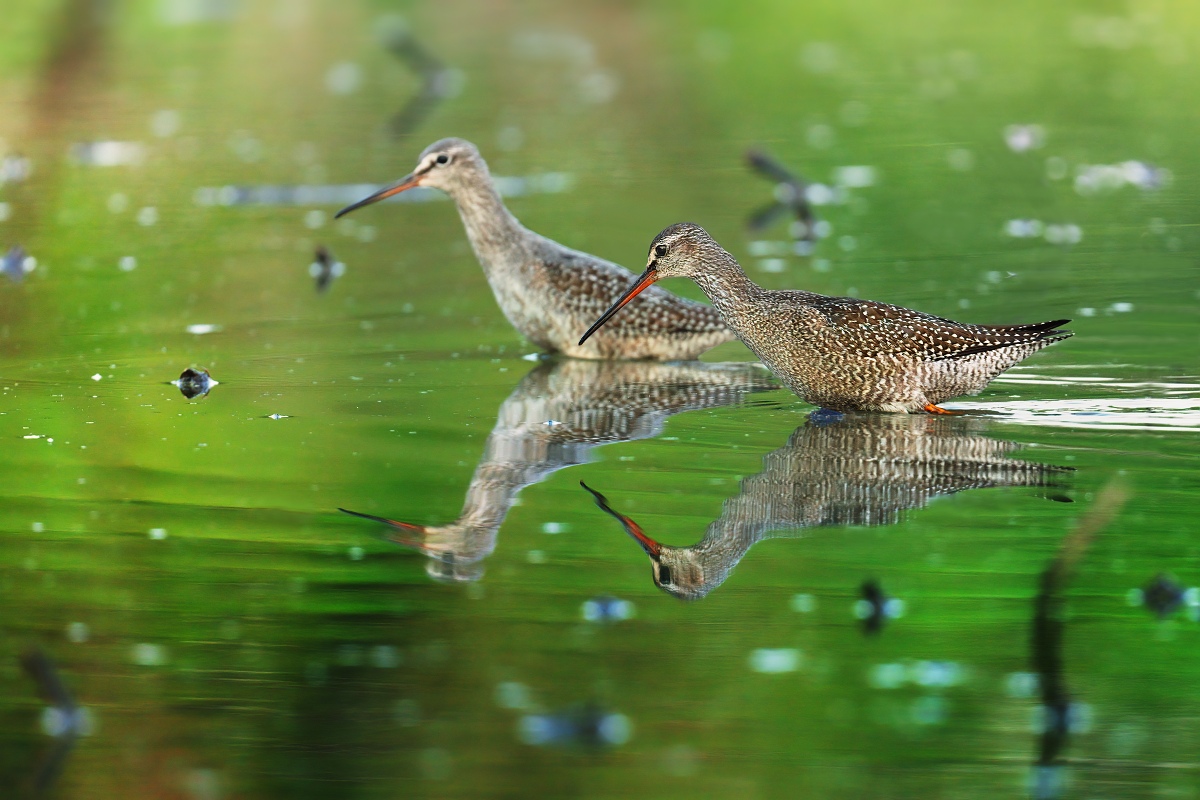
654 244 667 257
435 154 450 165
658 565 672 584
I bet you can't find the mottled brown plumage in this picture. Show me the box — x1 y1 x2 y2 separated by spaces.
339 358 775 581
336 139 733 359
585 412 1072 600
580 222 1073 412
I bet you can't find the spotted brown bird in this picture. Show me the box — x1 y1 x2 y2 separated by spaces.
580 222 1072 412
336 139 733 360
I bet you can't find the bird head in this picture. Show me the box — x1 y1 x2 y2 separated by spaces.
335 138 486 217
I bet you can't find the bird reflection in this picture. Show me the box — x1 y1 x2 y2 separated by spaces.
584 413 1073 600
340 359 775 582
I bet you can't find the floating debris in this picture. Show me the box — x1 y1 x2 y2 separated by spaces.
745 148 818 243
518 704 631 748
172 367 218 399
69 141 146 167
1130 573 1199 619
2 244 35 282
855 579 904 634
309 245 345 292
581 595 635 623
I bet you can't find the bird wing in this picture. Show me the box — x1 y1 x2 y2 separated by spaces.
804 295 1071 361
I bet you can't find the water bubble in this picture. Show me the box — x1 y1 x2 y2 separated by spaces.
137 207 158 226
131 642 167 666
148 528 167 540
304 209 326 229
325 62 363 95
947 148 974 171
806 123 835 149
748 648 802 673
1005 671 1039 698
541 522 569 534
66 622 89 643
789 593 816 612
118 256 137 272
150 109 181 138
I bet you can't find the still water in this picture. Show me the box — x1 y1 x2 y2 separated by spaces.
1 2 1198 798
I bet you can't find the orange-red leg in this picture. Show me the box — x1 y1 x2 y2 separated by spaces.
923 403 964 416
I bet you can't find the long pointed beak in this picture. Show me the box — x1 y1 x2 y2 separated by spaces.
577 264 658 346
580 481 662 558
335 173 421 218
338 507 429 551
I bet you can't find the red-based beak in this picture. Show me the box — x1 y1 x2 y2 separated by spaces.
335 173 421 218
577 264 658 346
339 507 429 551
580 481 662 558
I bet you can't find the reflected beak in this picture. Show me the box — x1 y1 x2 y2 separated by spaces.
335 173 421 218
577 264 658 346
338 507 429 551
580 481 662 558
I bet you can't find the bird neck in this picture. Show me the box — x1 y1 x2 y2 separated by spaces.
447 173 528 270
688 249 765 318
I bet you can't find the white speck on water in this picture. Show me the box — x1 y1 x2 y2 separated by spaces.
304 209 326 229
106 192 128 213
90 374 102 381
837 235 857 251
749 648 802 673
833 165 876 187
23 434 43 439
812 258 831 273
790 593 816 613
757 258 786 273
1109 302 1134 313
1004 123 1045 153
186 323 220 335
131 642 167 666
148 528 167 540
136 206 158 226
495 681 532 710
868 662 907 689
1078 307 1096 317
32 522 44 532
1045 156 1068 180
118 256 137 272
522 352 541 361
268 413 289 420
812 220 832 239
541 522 569 534
348 546 365 561
0 202 10 221
526 550 547 564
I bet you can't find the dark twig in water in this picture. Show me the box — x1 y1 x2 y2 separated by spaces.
381 24 458 138
20 647 86 797
310 245 344 292
745 148 817 243
1031 480 1129 799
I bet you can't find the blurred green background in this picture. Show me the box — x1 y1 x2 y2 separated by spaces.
0 1 1197 798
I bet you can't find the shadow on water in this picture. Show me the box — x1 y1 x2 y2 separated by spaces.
1030 481 1129 799
584 412 1074 600
340 358 776 581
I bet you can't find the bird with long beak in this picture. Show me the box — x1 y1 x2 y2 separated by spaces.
335 139 733 360
580 223 1071 413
